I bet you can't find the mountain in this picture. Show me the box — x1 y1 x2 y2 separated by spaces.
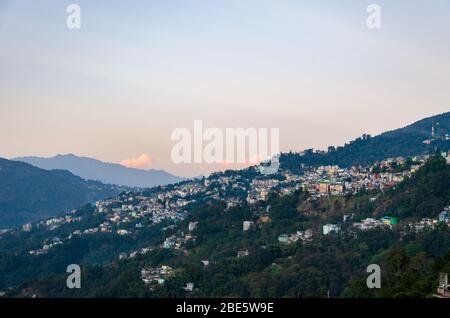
14 154 183 188
281 111 450 171
1 112 450 297
0 158 125 229
15 112 449 186
1 156 449 297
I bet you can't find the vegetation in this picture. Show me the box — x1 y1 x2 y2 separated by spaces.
0 156 448 298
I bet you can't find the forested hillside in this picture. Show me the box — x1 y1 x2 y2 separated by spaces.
281 111 450 171
1 156 448 298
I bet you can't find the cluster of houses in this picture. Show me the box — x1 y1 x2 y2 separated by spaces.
17 153 448 296
23 212 83 233
21 153 437 259
161 221 198 253
322 223 341 235
407 208 450 232
321 209 450 238
28 237 63 255
95 193 189 227
352 216 399 231
301 156 430 199
237 250 250 258
242 156 431 205
247 179 283 204
163 233 193 251
140 265 195 292
140 265 174 289
278 229 314 244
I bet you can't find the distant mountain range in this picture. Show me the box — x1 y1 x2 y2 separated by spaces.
0 158 127 229
14 154 183 188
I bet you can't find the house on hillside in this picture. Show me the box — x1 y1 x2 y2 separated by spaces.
323 224 340 235
435 273 450 298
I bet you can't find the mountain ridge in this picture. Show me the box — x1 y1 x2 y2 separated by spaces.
1 155 449 298
14 154 183 188
0 158 126 229
280 111 450 171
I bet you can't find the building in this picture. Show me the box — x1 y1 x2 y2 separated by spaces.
330 182 345 195
163 237 175 249
382 216 398 225
183 283 194 292
304 229 314 239
435 273 450 298
322 224 340 235
439 211 449 223
318 180 330 194
246 191 258 205
119 253 127 260
258 189 269 201
22 223 32 232
353 218 384 231
201 260 210 267
243 221 254 231
183 282 195 292
237 250 249 258
188 221 198 232
141 265 174 287
278 234 289 243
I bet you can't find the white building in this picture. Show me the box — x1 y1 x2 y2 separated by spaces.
183 283 195 292
22 223 32 232
237 250 249 258
188 221 198 232
243 221 254 231
201 260 210 267
322 224 340 235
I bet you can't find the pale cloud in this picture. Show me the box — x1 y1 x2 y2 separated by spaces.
120 154 153 170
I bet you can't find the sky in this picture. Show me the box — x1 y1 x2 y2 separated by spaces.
0 0 450 177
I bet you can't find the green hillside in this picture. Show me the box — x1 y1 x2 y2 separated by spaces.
1 156 449 297
373 155 450 219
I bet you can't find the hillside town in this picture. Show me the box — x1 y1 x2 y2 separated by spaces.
22 153 450 256
17 152 449 293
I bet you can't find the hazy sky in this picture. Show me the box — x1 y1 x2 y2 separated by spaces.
1 0 450 177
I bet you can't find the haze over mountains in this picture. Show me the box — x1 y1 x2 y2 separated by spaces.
1 112 448 230
15 154 183 188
